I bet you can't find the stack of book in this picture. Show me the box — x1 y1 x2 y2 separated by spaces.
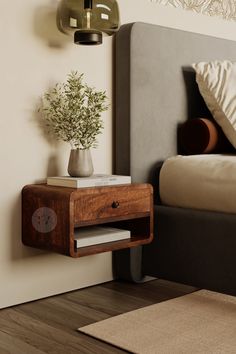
74 226 131 248
47 174 131 188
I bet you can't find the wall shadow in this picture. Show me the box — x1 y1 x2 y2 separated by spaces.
9 2 71 262
33 98 56 146
33 99 61 176
10 104 61 261
33 3 70 49
46 154 60 177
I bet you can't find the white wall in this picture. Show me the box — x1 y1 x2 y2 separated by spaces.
1 0 236 308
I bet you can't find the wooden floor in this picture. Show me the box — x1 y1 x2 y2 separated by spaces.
0 279 197 354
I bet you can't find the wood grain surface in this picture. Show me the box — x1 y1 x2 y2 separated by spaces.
0 279 197 354
22 184 153 258
74 184 152 224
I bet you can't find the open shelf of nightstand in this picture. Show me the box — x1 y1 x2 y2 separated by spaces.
22 183 153 258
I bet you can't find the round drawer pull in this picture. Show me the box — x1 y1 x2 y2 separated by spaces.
112 201 120 209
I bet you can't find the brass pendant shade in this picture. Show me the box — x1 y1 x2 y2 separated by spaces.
57 0 120 45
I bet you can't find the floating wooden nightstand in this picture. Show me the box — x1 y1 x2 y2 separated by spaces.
22 183 153 257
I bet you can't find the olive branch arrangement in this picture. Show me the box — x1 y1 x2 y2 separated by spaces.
41 71 108 149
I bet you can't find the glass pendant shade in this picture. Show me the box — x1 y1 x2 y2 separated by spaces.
57 0 120 45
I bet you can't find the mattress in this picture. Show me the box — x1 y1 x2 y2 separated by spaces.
160 154 236 214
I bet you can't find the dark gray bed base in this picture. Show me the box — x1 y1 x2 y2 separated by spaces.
144 206 236 295
114 22 236 295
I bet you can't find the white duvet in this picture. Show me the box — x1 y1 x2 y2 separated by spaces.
160 154 236 214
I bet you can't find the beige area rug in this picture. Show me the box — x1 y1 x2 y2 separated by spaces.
78 290 236 354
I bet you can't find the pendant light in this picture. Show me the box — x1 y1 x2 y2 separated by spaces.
57 0 120 45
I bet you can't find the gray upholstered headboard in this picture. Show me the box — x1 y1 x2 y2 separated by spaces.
115 22 236 183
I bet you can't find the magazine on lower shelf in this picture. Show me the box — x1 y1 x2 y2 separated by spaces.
47 174 131 188
74 226 131 248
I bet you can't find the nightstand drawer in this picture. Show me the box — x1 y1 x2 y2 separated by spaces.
22 183 153 257
74 185 152 225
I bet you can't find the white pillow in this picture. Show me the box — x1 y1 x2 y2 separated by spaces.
192 60 236 148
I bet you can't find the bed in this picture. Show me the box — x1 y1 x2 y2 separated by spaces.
114 22 236 295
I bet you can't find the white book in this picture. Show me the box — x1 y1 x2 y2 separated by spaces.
47 174 131 188
74 226 131 248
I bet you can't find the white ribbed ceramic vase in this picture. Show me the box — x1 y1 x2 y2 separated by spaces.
68 148 94 177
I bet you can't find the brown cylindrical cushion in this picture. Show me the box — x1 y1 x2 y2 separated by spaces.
179 118 219 154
